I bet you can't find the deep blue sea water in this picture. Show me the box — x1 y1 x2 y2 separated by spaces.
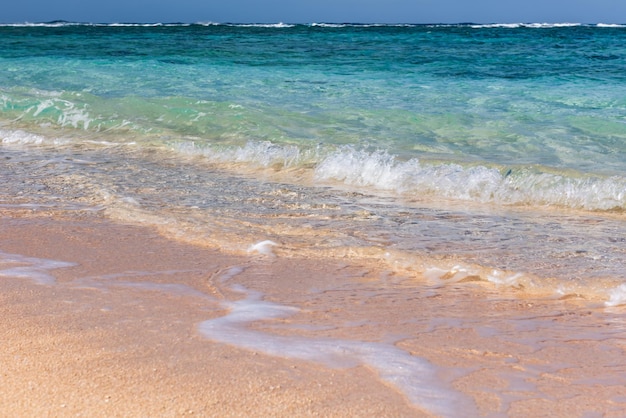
2 22 626 302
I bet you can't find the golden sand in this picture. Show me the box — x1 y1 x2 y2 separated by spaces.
1 210 625 417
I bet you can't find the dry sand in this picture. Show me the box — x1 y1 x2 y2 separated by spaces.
1 209 625 417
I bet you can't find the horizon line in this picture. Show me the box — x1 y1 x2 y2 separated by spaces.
1 20 625 26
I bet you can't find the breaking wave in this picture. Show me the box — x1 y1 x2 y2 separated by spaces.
173 141 626 212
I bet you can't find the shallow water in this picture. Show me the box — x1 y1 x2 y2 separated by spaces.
2 23 626 303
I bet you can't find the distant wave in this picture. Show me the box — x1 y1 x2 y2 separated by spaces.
1 21 624 29
469 22 626 29
470 22 583 29
0 21 189 28
0 21 85 27
221 22 296 28
0 21 295 28
597 23 626 28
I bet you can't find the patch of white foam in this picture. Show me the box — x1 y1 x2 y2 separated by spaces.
315 147 626 211
247 240 278 257
0 250 76 285
0 129 69 146
198 285 474 416
605 284 626 307
471 23 582 29
226 22 295 28
487 270 524 286
315 148 509 204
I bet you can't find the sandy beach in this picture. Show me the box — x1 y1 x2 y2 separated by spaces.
1 208 625 417
3 19 626 418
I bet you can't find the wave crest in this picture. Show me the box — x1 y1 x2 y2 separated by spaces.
315 147 626 211
0 129 68 146
171 142 626 212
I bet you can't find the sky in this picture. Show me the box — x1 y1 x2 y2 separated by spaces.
2 0 626 24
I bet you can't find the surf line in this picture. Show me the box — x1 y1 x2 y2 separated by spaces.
198 267 475 416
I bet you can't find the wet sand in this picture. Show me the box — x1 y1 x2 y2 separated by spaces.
1 209 625 417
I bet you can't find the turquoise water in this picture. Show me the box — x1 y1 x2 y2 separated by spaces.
2 23 626 301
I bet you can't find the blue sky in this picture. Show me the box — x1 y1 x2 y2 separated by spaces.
2 0 626 24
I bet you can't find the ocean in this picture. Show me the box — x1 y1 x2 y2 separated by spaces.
2 22 626 305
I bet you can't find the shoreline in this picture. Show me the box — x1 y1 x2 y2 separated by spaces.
1 209 626 416
0 210 426 416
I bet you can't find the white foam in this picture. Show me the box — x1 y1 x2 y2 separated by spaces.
315 148 503 202
605 284 626 307
247 240 278 257
471 23 524 29
315 147 626 211
174 141 626 211
525 22 582 28
106 23 171 27
29 98 93 130
315 148 417 191
224 22 295 28
0 129 68 146
310 23 346 28
486 270 524 286
201 22 292 28
471 23 583 29
0 251 75 285
199 285 474 416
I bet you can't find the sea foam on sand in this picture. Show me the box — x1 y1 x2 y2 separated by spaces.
199 270 475 417
247 240 279 256
2 214 626 416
